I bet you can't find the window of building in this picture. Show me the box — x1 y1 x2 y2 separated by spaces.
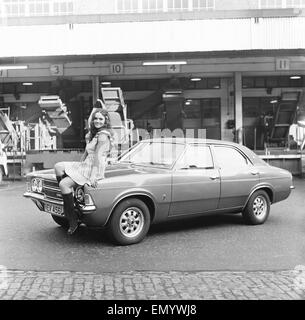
29 0 50 16
142 0 163 12
286 0 305 7
117 0 139 13
243 76 305 88
259 0 284 8
4 0 26 17
168 0 189 11
193 0 215 10
53 0 73 15
183 98 221 139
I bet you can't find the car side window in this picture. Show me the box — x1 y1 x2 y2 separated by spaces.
176 145 214 169
213 146 250 170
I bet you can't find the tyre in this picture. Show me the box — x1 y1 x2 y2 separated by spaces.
51 214 69 229
242 190 270 225
108 198 151 245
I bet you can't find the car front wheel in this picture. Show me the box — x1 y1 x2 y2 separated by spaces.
51 214 69 229
242 190 270 225
108 198 151 245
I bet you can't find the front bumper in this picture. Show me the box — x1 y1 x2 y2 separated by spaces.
23 192 96 216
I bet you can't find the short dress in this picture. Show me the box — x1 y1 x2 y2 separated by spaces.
64 130 111 186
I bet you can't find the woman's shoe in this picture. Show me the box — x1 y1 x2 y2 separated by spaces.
62 193 79 236
67 224 79 236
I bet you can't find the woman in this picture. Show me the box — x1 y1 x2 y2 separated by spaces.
54 107 113 235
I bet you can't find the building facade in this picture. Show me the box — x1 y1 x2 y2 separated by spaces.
1 0 305 17
0 0 305 152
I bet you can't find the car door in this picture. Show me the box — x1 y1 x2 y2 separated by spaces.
169 144 220 216
212 145 259 209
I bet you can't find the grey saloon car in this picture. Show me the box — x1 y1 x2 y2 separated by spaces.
24 138 294 245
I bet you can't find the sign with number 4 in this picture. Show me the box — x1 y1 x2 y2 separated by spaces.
167 64 181 73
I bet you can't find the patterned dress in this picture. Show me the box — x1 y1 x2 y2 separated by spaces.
64 130 111 185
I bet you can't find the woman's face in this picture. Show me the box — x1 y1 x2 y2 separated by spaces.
93 112 105 129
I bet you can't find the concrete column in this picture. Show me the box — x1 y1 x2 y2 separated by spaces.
92 76 100 104
220 78 234 142
234 72 243 144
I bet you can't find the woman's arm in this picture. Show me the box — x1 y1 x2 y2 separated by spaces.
89 132 110 186
79 150 88 162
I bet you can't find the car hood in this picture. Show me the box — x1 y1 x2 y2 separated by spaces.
26 163 169 180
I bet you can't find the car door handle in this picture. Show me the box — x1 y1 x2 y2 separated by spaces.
209 175 220 180
250 170 259 175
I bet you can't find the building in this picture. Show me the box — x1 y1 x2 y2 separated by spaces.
0 0 305 160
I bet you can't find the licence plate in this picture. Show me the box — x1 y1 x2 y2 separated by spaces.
44 203 64 215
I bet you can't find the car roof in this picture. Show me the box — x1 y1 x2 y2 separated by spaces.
142 137 239 147
140 138 267 166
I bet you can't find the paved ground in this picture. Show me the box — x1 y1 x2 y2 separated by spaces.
1 178 305 301
0 269 305 300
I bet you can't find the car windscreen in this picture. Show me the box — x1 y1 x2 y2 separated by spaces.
119 141 185 168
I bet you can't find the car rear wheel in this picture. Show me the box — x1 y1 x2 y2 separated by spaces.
108 198 151 245
51 214 69 229
242 190 270 225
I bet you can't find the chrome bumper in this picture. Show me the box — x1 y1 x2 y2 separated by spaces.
23 192 96 214
24 192 63 205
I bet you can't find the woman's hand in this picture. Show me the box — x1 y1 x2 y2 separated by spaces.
89 177 98 188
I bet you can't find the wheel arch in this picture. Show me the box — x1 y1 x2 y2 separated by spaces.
243 186 274 211
106 193 156 226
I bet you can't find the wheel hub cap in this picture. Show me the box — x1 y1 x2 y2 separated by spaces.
120 207 144 238
253 196 267 217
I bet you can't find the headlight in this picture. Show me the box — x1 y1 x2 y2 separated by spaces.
37 179 43 193
31 179 38 192
75 187 85 203
31 178 43 193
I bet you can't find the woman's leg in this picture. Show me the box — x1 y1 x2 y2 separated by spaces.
54 162 67 184
59 177 79 235
59 176 76 195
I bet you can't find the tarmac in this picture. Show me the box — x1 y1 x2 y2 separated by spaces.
1 179 305 301
0 269 305 300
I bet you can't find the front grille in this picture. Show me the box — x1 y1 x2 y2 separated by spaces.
44 179 59 189
43 179 62 200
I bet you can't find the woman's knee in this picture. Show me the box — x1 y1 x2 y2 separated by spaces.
59 177 75 193
54 162 65 174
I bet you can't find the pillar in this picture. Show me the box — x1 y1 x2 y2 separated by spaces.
234 72 243 144
92 76 100 104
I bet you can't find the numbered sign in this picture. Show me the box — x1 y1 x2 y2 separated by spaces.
110 63 124 75
276 59 290 71
50 64 64 76
167 64 181 73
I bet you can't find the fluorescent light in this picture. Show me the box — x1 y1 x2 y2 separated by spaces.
101 81 111 85
190 77 202 82
290 75 301 80
270 99 278 104
0 65 28 70
165 90 183 94
22 82 33 86
142 61 187 66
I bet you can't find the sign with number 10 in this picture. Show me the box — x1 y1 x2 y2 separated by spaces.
110 63 124 75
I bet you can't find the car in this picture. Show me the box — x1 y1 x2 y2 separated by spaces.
23 138 294 245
